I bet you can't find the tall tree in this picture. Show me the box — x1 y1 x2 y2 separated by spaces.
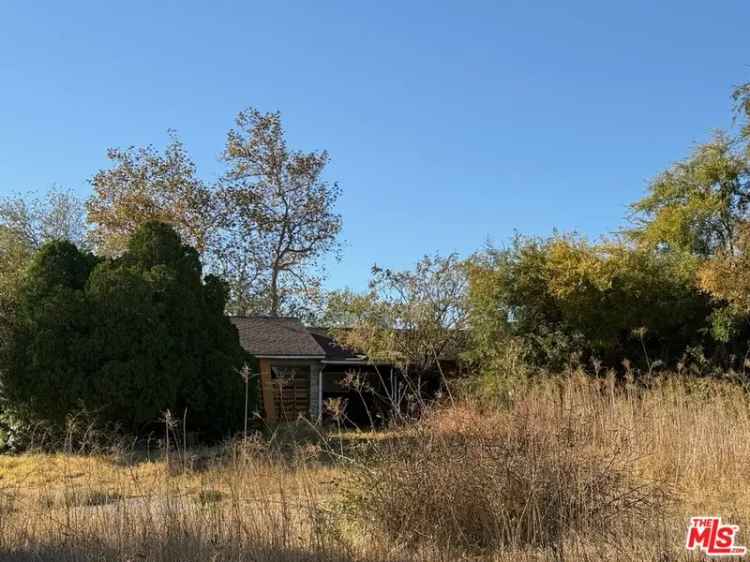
0 187 88 250
86 133 215 256
733 81 750 142
628 81 750 258
625 82 750 345
218 108 342 317
628 133 750 257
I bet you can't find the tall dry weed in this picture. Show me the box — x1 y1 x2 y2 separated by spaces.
2 372 750 561
345 398 668 551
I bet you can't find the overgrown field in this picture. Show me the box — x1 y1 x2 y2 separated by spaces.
1 373 749 561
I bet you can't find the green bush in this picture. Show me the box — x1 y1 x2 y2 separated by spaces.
468 235 713 372
0 221 256 440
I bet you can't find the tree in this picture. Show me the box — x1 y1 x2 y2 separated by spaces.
87 133 215 257
0 187 88 250
696 221 750 344
0 222 253 436
733 81 750 142
628 134 750 257
85 111 342 318
326 253 468 378
217 108 342 316
0 188 88 341
698 223 750 312
0 240 99 429
0 227 32 313
625 81 750 347
467 235 711 371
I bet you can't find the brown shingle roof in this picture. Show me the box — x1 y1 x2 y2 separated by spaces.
230 316 326 357
307 327 364 361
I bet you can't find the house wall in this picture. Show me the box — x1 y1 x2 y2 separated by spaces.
258 358 276 421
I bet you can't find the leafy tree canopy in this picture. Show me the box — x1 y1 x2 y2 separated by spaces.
217 108 342 317
628 134 750 257
87 134 214 257
468 235 711 371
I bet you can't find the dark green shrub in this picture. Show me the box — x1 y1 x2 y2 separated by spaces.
0 222 256 440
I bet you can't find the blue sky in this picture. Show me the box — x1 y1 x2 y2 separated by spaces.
1 1 748 290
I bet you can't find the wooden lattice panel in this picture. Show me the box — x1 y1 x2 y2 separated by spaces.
272 376 310 421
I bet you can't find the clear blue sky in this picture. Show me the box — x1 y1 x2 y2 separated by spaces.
1 1 748 290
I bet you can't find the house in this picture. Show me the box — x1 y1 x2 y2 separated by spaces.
231 316 401 424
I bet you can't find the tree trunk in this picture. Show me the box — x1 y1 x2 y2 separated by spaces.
270 267 279 317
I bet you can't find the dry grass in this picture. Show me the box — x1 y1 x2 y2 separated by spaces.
347 405 667 551
1 372 750 561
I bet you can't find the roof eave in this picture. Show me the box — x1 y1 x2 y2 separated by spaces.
255 354 326 360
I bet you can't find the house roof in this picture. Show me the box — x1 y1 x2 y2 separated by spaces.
230 317 463 365
307 327 366 362
230 316 326 358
